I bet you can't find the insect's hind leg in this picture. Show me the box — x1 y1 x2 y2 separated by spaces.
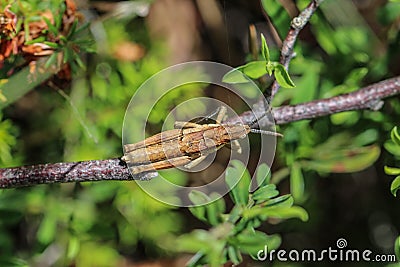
216 106 227 124
230 140 242 154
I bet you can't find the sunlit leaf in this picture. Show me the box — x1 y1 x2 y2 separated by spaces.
37 214 56 244
223 61 267 84
206 193 225 226
384 141 400 157
241 61 268 79
25 36 46 45
395 236 400 261
274 64 295 88
263 194 293 208
226 160 251 205
257 206 309 222
391 126 400 146
227 245 243 265
290 163 305 202
261 34 270 62
252 184 279 203
390 176 400 197
235 231 274 256
222 69 250 84
67 236 80 260
384 166 400 175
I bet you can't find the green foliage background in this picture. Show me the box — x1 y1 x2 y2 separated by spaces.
0 0 399 266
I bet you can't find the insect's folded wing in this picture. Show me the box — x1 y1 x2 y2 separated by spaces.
123 129 182 152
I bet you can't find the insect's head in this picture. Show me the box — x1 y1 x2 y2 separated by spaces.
247 112 283 137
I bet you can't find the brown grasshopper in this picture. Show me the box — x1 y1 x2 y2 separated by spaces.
122 107 281 178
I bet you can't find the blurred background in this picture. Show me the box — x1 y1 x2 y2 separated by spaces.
0 0 399 266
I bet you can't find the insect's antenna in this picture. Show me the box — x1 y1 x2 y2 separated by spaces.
248 112 268 128
250 128 283 137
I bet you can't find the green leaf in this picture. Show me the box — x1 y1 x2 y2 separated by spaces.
189 190 210 206
44 53 58 69
258 206 309 222
235 231 281 256
235 231 269 255
384 166 400 175
274 64 295 88
227 246 243 265
37 214 57 244
384 141 400 157
252 184 279 203
206 193 225 226
43 17 58 36
266 61 274 76
211 192 226 215
189 192 224 226
226 160 251 205
186 252 206 267
24 36 46 45
390 176 400 197
176 230 215 253
223 69 250 84
43 41 60 49
391 126 400 146
67 236 80 259
73 22 91 37
242 61 268 79
260 34 270 62
305 145 380 173
290 163 305 202
189 205 207 222
67 19 79 39
0 258 28 267
223 61 267 84
395 236 400 261
255 163 271 187
260 0 291 38
263 194 293 208
56 3 66 29
353 129 378 146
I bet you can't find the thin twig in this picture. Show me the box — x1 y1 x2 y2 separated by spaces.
272 76 400 125
270 0 324 98
227 76 400 126
1 76 399 189
0 159 135 188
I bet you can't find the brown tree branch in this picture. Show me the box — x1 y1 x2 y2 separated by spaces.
270 0 324 98
1 75 399 189
0 159 134 188
273 76 400 124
